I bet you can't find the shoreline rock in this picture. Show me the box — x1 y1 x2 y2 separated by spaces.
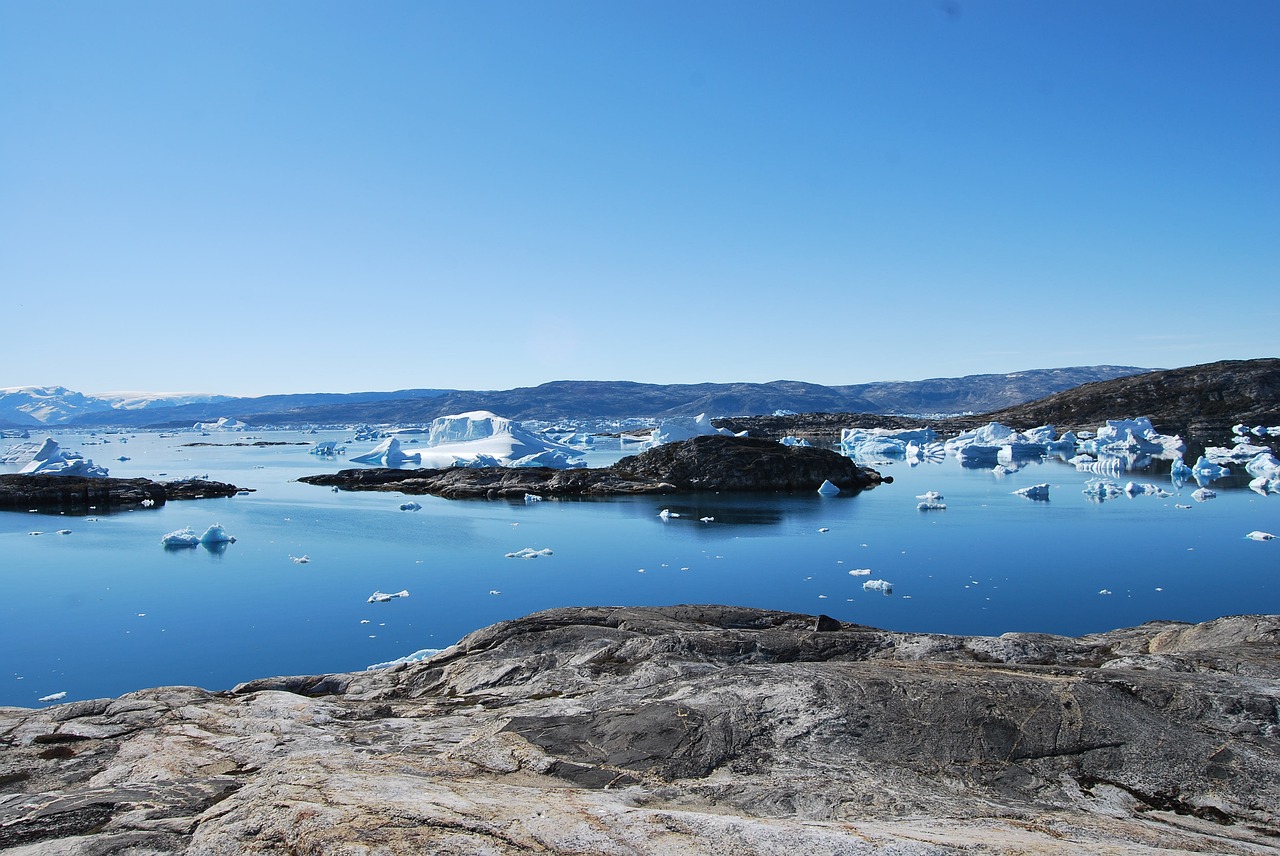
2 606 1276 854
0 474 248 514
299 434 887 499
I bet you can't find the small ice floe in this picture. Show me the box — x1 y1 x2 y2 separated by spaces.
848 568 872 576
1098 589 1113 596
290 555 311 564
992 464 1018 476
1013 484 1050 501
1191 488 1216 502
524 493 543 503
489 589 502 595
367 589 410 603
916 491 943 503
1124 482 1169 497
399 501 422 511
658 509 680 520
1175 504 1192 510
699 516 714 523
1191 456 1230 482
27 531 43 536
1082 478 1123 502
198 524 235 544
505 547 553 559
117 456 130 461
56 529 72 535
863 579 893 595
140 498 155 507
38 692 67 702
817 479 841 496
818 527 830 533
161 527 200 547
916 500 946 511
1245 531 1275 541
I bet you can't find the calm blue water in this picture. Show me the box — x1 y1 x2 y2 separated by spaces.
2 430 1276 708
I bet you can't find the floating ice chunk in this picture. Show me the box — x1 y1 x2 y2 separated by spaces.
1249 476 1280 496
848 568 872 576
1082 478 1123 501
639 413 740 449
1123 482 1167 497
399 501 422 511
505 547 553 559
917 501 946 511
10 437 109 477
1191 488 1216 502
366 647 443 670
38 692 67 703
780 436 810 447
350 437 422 466
816 479 841 496
198 524 236 544
658 509 680 520
863 579 893 595
1206 443 1270 463
1245 453 1280 479
916 491 944 502
367 589 410 603
290 555 311 563
1013 483 1050 501
194 416 249 431
1169 457 1194 486
310 440 345 456
56 529 72 535
1098 589 1112 596
992 464 1017 476
699 516 714 523
1175 504 1192 510
161 527 200 547
1190 456 1230 482
1245 531 1275 541
523 493 543 503
818 527 830 533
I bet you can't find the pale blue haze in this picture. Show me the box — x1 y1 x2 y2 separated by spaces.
1 1 1276 396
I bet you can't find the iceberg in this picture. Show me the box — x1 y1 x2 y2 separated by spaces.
1244 452 1280 479
366 648 444 670
194 416 249 431
310 440 345 456
638 413 742 450
1245 531 1275 542
816 479 841 496
38 692 67 703
5 437 109 477
863 579 893 595
1190 456 1230 483
1248 476 1280 496
1082 478 1124 501
367 589 410 603
160 527 200 547
399 501 422 511
780 436 811 447
1206 443 1271 463
350 437 422 467
505 547 553 559
198 524 236 544
1013 483 1050 501
395 411 586 469
1191 488 1216 502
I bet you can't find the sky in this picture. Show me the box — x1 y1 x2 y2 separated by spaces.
1 1 1277 397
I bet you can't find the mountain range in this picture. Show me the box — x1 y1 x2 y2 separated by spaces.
0 366 1148 429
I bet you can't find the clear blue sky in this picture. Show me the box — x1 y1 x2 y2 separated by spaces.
2 1 1276 396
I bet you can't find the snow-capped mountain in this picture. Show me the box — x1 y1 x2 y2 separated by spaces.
0 386 230 426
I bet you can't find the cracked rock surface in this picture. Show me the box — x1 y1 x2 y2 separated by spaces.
2 605 1278 854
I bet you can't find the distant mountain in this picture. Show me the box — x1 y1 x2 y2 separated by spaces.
11 365 1151 429
983 358 1280 440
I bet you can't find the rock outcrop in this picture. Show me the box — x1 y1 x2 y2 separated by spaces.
300 435 886 499
0 475 246 513
2 606 1277 854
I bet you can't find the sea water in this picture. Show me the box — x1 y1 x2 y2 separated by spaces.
2 430 1276 707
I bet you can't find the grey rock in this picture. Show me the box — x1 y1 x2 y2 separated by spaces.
2 607 1278 854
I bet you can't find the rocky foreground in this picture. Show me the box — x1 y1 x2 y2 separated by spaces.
2 606 1277 854
0 475 246 514
300 434 887 499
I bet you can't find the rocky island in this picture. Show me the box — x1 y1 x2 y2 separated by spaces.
2 605 1277 854
0 475 247 514
299 434 887 499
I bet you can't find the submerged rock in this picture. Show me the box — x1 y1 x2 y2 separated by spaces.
1 606 1277 854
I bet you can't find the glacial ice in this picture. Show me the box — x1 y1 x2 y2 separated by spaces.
366 648 444 670
1082 479 1124 501
1013 483 1050 501
817 479 841 496
1191 488 1216 502
780 436 811 447
863 579 893 594
5 437 109 477
38 692 67 703
916 501 947 511
1245 453 1280 479
367 589 410 603
1190 456 1230 482
198 524 236 544
639 413 742 449
399 501 422 511
505 547 553 559
393 411 586 469
1206 443 1271 463
194 417 249 431
160 527 200 547
1245 531 1275 541
310 440 345 456
350 437 422 466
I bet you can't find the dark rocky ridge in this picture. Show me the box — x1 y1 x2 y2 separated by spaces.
0 475 247 514
299 434 886 499
2 606 1277 853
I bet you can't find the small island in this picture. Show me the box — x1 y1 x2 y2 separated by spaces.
0 474 248 514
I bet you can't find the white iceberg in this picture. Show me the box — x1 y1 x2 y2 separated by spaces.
399 501 422 511
38 692 67 703
366 648 443 670
194 416 249 431
863 579 893 594
816 479 841 496
780 436 811 447
636 413 742 450
916 491 944 502
1083 478 1124 501
505 547 553 559
161 527 200 547
198 524 236 544
1206 443 1271 463
1248 476 1280 496
367 589 410 603
1191 488 1216 502
1245 453 1280 479
6 437 109 477
1245 531 1275 541
916 500 946 511
350 437 422 467
398 411 586 469
310 440 345 456
1190 456 1230 482
1013 483 1050 501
